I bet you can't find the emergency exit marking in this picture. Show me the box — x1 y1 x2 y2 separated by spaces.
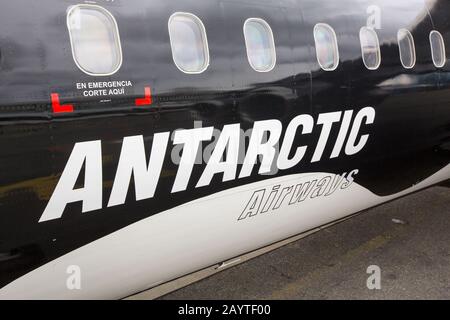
135 87 153 106
51 93 74 114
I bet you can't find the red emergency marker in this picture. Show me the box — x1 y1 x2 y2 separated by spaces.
51 93 74 114
135 87 153 106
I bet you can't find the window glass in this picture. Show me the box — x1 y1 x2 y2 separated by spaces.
314 23 339 71
168 12 209 74
398 29 416 69
430 30 446 68
360 27 381 70
243 18 276 72
67 4 122 76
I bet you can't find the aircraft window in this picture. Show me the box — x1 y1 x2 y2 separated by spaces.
360 27 381 70
430 30 446 68
397 29 416 69
243 18 276 72
314 23 339 71
67 4 122 76
168 12 210 74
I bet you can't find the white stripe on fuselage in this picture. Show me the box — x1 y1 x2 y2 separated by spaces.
1 164 449 299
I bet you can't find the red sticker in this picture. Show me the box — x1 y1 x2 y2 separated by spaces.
135 87 153 106
51 93 74 113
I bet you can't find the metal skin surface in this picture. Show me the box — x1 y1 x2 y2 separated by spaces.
0 0 449 298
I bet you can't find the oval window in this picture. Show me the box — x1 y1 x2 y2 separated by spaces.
243 18 277 72
360 27 381 70
168 12 210 74
67 4 123 76
397 29 416 69
430 30 446 68
313 23 339 71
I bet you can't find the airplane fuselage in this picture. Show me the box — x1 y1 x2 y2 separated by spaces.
0 0 449 299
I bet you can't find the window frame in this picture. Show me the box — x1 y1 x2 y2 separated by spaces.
429 30 446 68
313 23 340 72
397 29 416 69
243 17 277 73
359 26 381 70
66 4 123 77
168 12 210 75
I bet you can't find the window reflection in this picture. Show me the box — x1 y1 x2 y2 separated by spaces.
398 29 416 69
244 18 276 72
314 23 339 71
67 5 122 75
360 27 381 70
169 13 209 74
430 30 446 68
